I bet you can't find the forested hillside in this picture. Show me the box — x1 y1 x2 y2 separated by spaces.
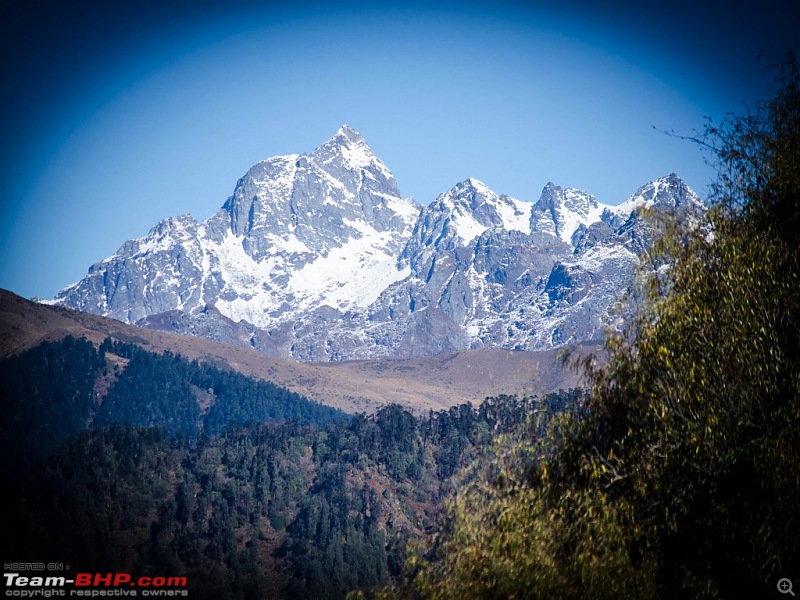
0 334 580 598
0 336 345 470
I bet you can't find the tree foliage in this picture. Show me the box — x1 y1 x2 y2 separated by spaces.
403 53 800 600
1 374 575 600
0 336 345 464
0 336 104 470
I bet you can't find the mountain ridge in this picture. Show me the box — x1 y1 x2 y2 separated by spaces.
52 126 704 360
3 288 593 413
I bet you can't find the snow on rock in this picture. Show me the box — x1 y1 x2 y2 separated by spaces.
290 218 411 311
530 183 610 244
52 125 703 361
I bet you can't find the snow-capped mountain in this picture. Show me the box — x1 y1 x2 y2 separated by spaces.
53 126 704 360
530 183 607 244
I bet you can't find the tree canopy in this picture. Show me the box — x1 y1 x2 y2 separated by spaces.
401 53 800 600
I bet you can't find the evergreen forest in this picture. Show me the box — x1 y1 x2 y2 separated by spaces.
0 333 578 598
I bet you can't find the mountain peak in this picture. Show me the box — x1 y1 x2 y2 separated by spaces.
531 183 606 244
435 178 495 211
333 124 364 143
51 122 702 362
615 173 702 214
463 177 493 194
320 124 369 154
535 182 595 210
309 125 396 186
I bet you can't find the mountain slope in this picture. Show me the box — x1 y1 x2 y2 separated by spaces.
52 127 704 360
55 126 419 329
3 289 591 413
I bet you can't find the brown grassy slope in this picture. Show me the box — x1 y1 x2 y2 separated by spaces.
0 289 599 413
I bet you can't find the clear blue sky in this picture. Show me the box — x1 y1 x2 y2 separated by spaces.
1 0 797 299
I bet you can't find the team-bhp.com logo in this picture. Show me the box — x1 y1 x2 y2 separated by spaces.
4 572 189 597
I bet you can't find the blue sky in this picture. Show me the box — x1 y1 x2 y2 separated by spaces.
1 0 797 299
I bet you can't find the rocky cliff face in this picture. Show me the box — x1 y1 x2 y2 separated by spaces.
53 127 704 360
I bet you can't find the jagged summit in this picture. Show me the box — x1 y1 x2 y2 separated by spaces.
308 125 398 193
53 127 702 361
531 182 608 244
616 172 704 215
461 176 494 194
331 124 365 143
